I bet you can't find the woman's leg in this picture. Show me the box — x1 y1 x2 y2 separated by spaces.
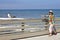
49 24 53 36
53 26 57 35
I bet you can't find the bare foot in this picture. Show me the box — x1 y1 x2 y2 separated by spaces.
49 33 52 36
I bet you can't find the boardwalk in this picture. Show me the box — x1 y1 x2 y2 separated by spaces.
0 29 60 40
19 33 60 40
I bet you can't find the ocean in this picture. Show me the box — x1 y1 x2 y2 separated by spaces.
0 9 60 18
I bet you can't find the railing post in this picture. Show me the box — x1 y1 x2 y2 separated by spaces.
21 22 25 32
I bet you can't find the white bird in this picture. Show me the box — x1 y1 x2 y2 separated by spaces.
8 13 12 18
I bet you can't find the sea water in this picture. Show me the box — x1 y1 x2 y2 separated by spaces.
0 9 60 18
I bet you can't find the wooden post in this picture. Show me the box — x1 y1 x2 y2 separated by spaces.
21 22 25 32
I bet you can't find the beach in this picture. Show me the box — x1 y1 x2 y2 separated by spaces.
0 9 60 40
0 0 60 39
0 18 60 40
0 19 60 40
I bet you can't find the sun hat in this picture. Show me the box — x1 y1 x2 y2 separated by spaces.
49 10 53 12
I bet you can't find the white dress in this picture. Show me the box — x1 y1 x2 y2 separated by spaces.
49 15 56 33
49 23 55 33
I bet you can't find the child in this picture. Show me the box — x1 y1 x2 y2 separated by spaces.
48 10 57 36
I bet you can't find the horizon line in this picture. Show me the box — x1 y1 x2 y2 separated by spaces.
0 9 60 10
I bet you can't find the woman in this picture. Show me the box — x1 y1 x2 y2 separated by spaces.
48 10 57 36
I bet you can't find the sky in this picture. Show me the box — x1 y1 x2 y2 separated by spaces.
0 0 60 9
